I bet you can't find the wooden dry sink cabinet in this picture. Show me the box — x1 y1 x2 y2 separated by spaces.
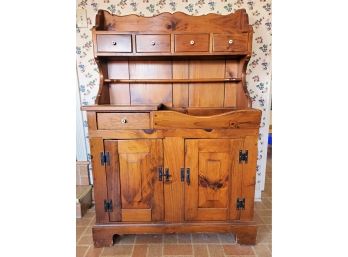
82 9 261 247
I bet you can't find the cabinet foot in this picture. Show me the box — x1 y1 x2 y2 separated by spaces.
92 229 119 247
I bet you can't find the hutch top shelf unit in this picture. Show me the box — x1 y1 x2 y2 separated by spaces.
83 9 254 109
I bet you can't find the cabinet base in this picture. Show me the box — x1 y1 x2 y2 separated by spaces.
92 221 257 247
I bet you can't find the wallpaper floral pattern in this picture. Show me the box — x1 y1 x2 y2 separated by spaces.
76 0 272 200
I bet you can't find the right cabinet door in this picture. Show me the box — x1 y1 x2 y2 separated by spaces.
184 139 244 221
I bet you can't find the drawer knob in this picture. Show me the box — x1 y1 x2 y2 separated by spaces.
120 118 128 124
112 41 117 46
190 40 195 45
228 39 233 44
151 41 156 46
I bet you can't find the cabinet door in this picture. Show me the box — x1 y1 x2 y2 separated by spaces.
184 139 243 221
105 139 164 222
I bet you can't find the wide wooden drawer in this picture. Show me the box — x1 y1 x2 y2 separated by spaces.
213 33 249 52
136 34 170 53
174 34 209 52
96 34 132 53
97 113 150 130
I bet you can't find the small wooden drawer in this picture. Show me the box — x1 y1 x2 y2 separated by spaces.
174 34 209 52
136 34 170 53
97 113 150 130
213 33 249 52
96 34 132 53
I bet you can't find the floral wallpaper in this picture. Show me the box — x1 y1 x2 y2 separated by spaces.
76 0 272 200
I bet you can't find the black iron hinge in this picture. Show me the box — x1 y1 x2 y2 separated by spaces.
239 150 248 163
100 152 110 166
236 198 245 210
104 199 113 212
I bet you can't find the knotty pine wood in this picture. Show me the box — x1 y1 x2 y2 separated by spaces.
172 60 189 107
97 58 247 107
98 10 251 33
88 128 259 140
152 109 261 129
174 34 210 52
184 139 198 221
86 10 260 247
213 33 249 52
96 34 132 53
86 111 97 130
95 59 110 105
107 60 130 105
163 137 185 222
116 139 164 222
184 139 244 221
229 139 244 220
121 209 152 222
104 78 242 83
104 140 122 221
240 135 258 221
89 137 109 223
135 34 171 53
129 60 173 106
81 105 159 112
188 60 225 107
97 113 150 130
92 221 257 247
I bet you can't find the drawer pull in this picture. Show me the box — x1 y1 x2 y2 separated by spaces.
228 39 233 44
120 118 128 124
112 41 117 46
151 41 156 46
190 40 195 45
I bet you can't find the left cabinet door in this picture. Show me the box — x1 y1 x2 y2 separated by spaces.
104 139 164 222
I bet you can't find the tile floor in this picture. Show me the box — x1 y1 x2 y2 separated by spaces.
76 147 272 257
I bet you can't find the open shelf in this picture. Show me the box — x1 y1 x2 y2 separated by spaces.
104 78 242 84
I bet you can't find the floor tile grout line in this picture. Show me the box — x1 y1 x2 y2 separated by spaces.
82 245 91 257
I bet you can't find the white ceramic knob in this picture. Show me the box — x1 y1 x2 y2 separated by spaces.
151 41 156 46
190 40 195 45
228 39 233 44
112 41 117 45
121 118 128 124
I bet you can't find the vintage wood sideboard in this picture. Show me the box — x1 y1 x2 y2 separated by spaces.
82 9 261 247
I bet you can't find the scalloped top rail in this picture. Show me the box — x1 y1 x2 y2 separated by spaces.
95 9 251 33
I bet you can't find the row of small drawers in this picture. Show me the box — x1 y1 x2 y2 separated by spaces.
96 33 249 53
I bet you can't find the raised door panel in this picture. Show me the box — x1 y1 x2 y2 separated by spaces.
184 139 243 221
105 139 164 222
